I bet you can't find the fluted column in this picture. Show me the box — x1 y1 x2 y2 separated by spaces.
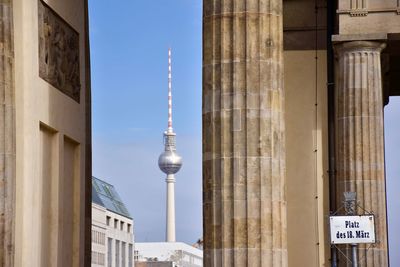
335 41 388 266
0 0 16 266
203 1 286 266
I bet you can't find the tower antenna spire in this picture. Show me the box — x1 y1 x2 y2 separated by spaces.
167 48 173 133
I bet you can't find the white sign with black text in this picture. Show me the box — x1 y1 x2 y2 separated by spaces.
329 215 375 244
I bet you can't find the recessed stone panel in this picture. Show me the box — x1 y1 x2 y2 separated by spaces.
38 0 80 102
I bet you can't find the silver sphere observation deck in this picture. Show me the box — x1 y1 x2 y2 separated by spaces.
158 132 182 175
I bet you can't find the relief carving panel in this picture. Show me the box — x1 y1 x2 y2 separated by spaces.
38 0 80 102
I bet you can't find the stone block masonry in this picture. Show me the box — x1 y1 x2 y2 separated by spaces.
203 1 287 266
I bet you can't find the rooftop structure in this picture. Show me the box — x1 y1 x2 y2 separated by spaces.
92 176 132 218
135 242 202 267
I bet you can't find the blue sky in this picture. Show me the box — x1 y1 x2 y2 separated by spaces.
89 0 399 264
384 97 400 266
89 0 202 244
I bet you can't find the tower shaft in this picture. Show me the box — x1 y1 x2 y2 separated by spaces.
166 174 176 242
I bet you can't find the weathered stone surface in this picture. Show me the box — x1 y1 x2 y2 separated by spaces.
0 1 15 266
38 0 80 102
337 0 400 35
335 41 388 267
203 1 287 266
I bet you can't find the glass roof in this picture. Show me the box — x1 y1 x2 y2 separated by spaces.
92 176 132 219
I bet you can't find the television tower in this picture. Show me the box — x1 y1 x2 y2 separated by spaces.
158 48 182 242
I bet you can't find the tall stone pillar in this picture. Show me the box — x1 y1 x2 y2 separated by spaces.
0 0 16 266
203 1 287 266
335 41 388 266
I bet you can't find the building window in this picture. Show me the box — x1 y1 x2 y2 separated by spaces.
92 251 105 266
106 216 111 226
127 223 131 233
108 238 113 267
92 230 105 245
100 253 105 265
134 250 139 261
120 221 124 231
103 184 114 198
114 219 118 229
122 242 126 267
129 244 133 267
115 240 120 267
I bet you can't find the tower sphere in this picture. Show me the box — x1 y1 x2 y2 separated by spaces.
158 150 183 175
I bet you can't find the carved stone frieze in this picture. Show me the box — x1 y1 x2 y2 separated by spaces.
38 0 80 102
349 10 368 16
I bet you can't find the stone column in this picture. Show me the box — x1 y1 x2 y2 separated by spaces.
0 0 15 266
203 1 287 266
335 41 388 266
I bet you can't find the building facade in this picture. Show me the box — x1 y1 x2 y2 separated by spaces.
135 242 203 267
92 177 134 267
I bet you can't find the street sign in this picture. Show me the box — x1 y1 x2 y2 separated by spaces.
329 215 375 244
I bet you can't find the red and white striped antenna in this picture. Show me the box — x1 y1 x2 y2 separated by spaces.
167 48 173 133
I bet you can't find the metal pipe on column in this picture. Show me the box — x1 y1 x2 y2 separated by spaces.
327 0 338 266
